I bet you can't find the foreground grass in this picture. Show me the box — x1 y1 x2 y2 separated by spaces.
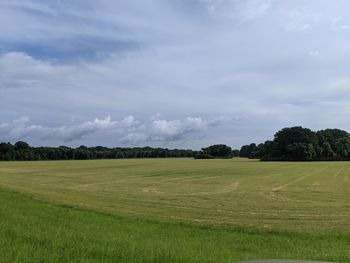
1 189 350 263
1 158 350 230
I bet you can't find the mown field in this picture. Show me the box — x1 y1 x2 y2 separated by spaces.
1 158 350 230
1 158 350 262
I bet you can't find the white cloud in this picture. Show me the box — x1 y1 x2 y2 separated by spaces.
200 0 271 21
0 116 118 142
238 0 272 22
0 115 232 146
120 116 231 144
280 9 322 32
1 1 350 148
309 50 319 57
330 17 350 31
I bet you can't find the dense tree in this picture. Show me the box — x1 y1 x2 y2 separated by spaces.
3 126 350 162
320 141 336 160
334 137 350 160
239 143 257 158
285 143 316 161
0 141 197 161
250 126 350 161
14 141 30 151
202 144 232 157
274 127 317 157
0 143 15 160
317 129 350 160
317 129 350 145
196 144 233 159
231 149 240 157
194 152 215 159
250 143 266 159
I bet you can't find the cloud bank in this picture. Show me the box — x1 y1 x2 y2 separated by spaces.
1 1 350 148
0 115 231 147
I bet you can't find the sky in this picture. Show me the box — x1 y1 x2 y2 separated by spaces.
1 0 350 150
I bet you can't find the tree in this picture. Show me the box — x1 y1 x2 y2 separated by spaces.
239 143 257 158
0 141 197 161
194 152 215 159
317 129 350 145
232 149 240 157
198 144 233 159
250 143 266 159
317 129 350 160
268 127 318 160
275 126 316 147
14 141 30 151
320 142 336 160
334 137 350 160
0 143 15 160
286 143 316 161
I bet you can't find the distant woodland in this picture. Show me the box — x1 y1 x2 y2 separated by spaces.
0 142 196 161
239 127 350 161
1 126 350 161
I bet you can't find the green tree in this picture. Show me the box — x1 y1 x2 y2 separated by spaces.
199 144 232 158
14 141 30 151
334 137 350 159
239 143 257 158
320 142 336 160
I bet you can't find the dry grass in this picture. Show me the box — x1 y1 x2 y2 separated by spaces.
1 158 350 230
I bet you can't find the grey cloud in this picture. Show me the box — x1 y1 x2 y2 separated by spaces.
123 116 230 143
0 116 232 146
0 52 75 89
1 1 350 149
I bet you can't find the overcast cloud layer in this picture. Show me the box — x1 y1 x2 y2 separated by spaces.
1 0 350 149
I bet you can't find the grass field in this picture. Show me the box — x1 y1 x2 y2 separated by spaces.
1 158 350 230
1 189 350 263
1 158 350 262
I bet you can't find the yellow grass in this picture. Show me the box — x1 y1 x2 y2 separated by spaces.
0 158 349 230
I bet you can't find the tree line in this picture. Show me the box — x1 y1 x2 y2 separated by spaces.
194 126 350 161
240 126 350 161
0 141 196 161
2 126 350 161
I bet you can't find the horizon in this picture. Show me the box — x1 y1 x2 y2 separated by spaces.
1 125 349 152
1 1 350 150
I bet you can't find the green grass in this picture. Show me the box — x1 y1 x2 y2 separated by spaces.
0 158 350 230
1 189 350 263
1 158 350 262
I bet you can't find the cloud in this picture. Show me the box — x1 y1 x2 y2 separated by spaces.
280 9 321 32
330 17 350 31
0 1 142 61
309 50 319 57
118 116 232 144
200 0 271 21
0 52 75 89
1 1 350 149
0 115 232 146
45 116 119 142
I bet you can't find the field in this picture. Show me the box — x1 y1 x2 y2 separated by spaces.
1 158 350 262
1 158 350 230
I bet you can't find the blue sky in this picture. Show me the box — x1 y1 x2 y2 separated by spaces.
1 0 350 149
